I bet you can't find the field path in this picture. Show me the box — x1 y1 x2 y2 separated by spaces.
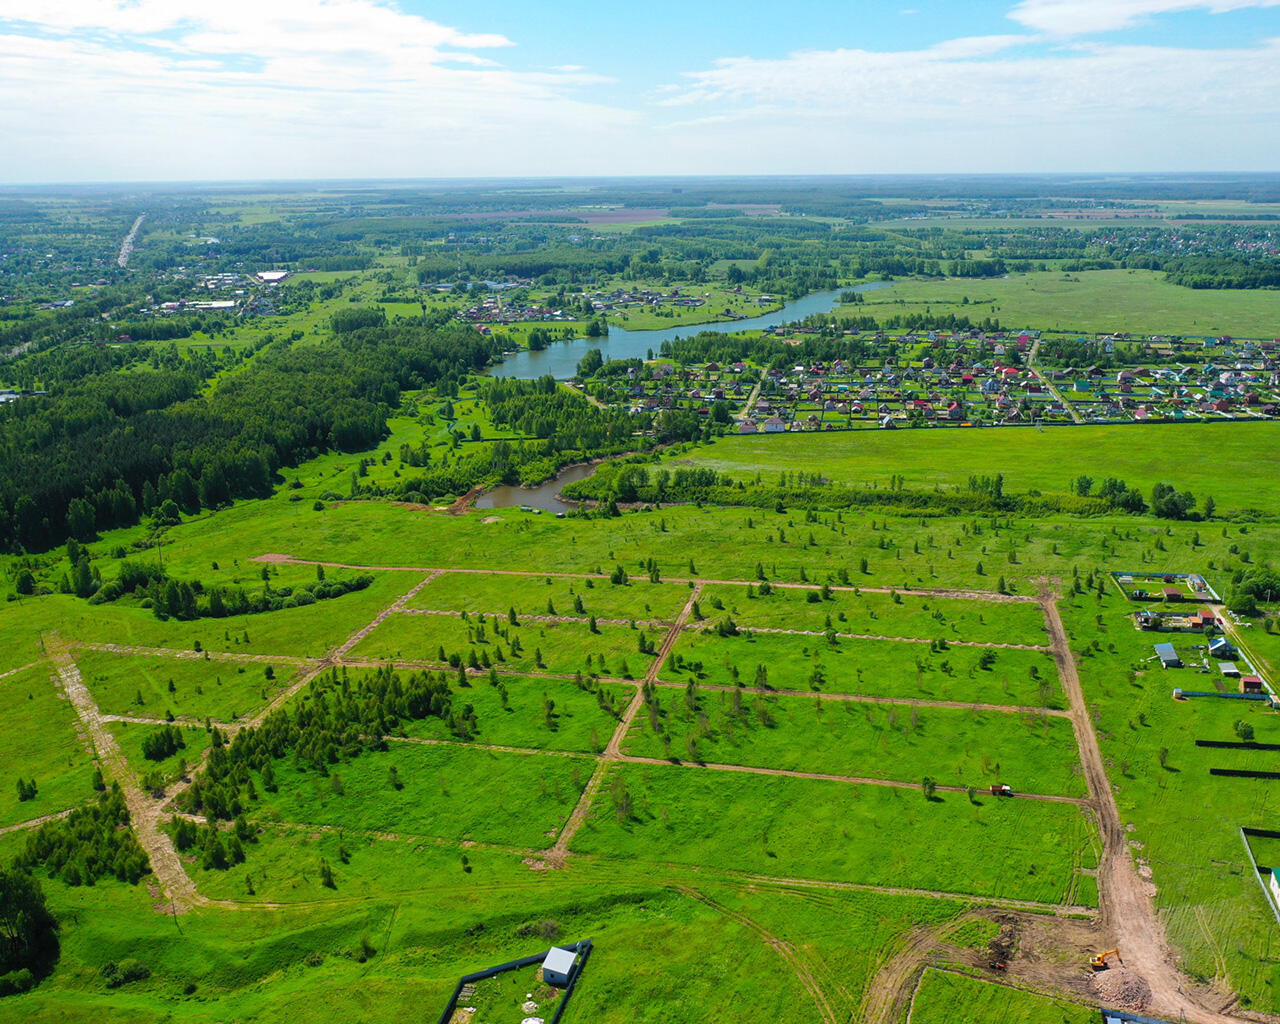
549 583 703 862
859 918 964 1024
1040 587 1248 1024
647 678 1069 716
44 634 202 912
703 623 1048 651
676 884 839 1024
251 555 1037 607
73 641 315 668
0 808 76 836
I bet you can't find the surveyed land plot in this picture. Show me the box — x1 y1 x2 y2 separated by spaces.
662 630 1064 708
108 722 211 787
699 584 1048 647
571 763 1098 905
77 649 295 723
1061 589 1280 1005
0 664 98 828
347 612 661 679
910 967 1095 1024
407 571 690 624
625 688 1086 797
256 742 588 850
394 672 630 754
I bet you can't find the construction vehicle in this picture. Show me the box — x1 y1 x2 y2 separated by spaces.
991 784 1012 796
987 960 1007 972
1089 949 1122 971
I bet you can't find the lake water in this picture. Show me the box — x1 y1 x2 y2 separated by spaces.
474 462 597 513
489 282 890 380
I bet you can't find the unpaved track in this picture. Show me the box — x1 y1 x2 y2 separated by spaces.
647 678 1070 717
73 641 314 668
0 807 76 836
252 554 1040 605
550 584 703 861
616 752 1088 804
677 884 838 1024
860 918 969 1024
698 624 1050 650
45 635 201 911
1040 588 1247 1024
0 659 46 682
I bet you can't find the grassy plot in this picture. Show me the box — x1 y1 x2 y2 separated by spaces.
255 743 586 850
572 763 1097 904
662 630 1063 708
394 673 628 754
107 722 210 787
909 968 1096 1024
667 421 1280 515
14 571 422 661
407 571 690 623
191 824 530 904
78 650 293 722
698 583 1048 646
0 665 97 827
856 268 1280 337
1062 589 1280 1009
624 687 1085 796
347 612 660 679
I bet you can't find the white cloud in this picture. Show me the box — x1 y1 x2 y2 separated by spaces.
1008 0 1280 35
655 34 1280 172
0 1 635 180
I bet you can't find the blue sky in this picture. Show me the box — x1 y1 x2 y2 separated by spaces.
1 0 1278 181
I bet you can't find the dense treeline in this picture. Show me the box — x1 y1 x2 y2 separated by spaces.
180 666 457 822
564 462 1168 519
89 560 373 621
15 785 150 887
0 324 498 553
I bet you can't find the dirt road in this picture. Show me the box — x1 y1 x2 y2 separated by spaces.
1040 589 1246 1024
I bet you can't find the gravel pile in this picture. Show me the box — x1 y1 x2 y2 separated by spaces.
1092 967 1152 1011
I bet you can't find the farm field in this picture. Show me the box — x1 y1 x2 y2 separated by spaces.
667 420 1280 515
854 268 1280 337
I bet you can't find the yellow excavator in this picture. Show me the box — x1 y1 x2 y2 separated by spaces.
1089 949 1122 971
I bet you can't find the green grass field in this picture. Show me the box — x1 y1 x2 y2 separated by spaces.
662 630 1063 708
571 762 1096 904
668 421 1280 515
698 583 1049 645
78 650 292 722
347 612 660 679
623 687 1085 795
407 571 689 622
909 968 1095 1024
855 268 1280 336
0 665 97 827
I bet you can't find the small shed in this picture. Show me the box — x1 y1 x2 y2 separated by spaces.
1155 643 1182 669
1209 636 1237 658
1162 586 1183 602
542 947 577 988
1242 675 1265 694
1219 662 1241 678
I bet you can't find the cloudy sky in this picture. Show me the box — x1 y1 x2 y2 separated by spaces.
1 0 1278 182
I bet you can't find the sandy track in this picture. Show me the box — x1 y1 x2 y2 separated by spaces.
693 624 1050 650
45 635 201 912
1040 588 1250 1024
677 884 838 1024
72 641 314 667
550 584 703 861
0 807 77 836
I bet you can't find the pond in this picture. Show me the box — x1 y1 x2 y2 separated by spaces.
488 282 890 380
473 462 597 512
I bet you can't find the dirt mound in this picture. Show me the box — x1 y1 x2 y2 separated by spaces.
1092 967 1151 1011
